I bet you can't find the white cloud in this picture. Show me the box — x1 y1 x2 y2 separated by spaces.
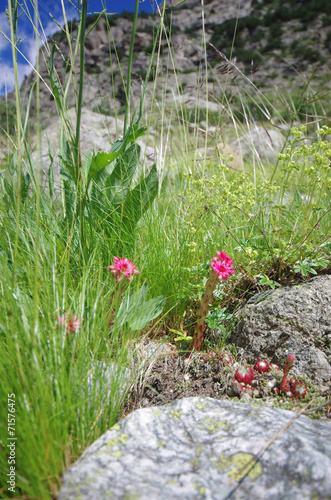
22 35 38 67
0 32 10 54
0 61 33 95
0 12 11 53
0 5 81 95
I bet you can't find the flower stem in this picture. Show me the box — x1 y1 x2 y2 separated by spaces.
124 0 139 134
190 273 219 351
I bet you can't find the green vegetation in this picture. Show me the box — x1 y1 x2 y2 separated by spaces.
0 0 330 499
0 100 17 135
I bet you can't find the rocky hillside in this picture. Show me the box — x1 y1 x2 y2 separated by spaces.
2 0 331 134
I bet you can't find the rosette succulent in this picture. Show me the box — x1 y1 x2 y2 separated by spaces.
235 365 254 385
254 360 270 373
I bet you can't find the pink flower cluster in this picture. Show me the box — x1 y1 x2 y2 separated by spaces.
58 313 82 334
109 257 139 282
210 251 234 280
189 250 234 352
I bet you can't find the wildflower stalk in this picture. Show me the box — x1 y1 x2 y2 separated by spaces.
124 0 139 134
190 272 220 351
8 0 22 289
108 257 140 328
74 0 87 171
75 0 88 262
280 354 295 395
190 252 234 352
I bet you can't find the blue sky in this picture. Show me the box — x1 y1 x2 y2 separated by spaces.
0 1 157 95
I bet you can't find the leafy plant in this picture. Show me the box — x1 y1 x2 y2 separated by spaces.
113 284 166 332
1 152 31 207
170 328 193 344
0 100 17 135
293 256 329 276
58 122 158 255
206 306 233 331
255 274 281 289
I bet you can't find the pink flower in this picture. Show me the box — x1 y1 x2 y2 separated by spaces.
210 251 234 280
108 257 139 282
58 313 83 334
189 250 235 353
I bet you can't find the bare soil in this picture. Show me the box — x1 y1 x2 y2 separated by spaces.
123 349 331 421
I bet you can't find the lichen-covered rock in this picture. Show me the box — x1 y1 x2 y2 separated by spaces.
58 397 331 500
228 275 331 391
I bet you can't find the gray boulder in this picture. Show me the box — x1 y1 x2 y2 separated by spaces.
231 126 285 163
58 397 331 500
228 275 331 391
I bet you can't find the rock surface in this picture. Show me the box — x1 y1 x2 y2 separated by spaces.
228 275 331 391
2 0 330 136
231 126 285 162
58 396 331 500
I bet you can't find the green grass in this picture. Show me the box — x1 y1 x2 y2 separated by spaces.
0 0 331 498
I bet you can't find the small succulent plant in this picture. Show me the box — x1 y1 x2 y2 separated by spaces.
242 385 259 398
220 351 235 366
280 354 295 396
254 359 270 373
235 365 254 385
289 378 308 399
279 354 308 399
220 353 308 402
228 378 243 397
190 251 234 352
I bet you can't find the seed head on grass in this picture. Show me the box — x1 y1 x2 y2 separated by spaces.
109 257 140 282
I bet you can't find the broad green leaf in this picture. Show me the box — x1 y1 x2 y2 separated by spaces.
82 151 92 176
104 143 140 205
121 164 158 230
48 45 64 113
59 134 76 182
87 122 146 187
114 284 166 332
126 125 147 144
127 295 166 331
114 284 149 330
110 138 127 154
87 150 123 186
